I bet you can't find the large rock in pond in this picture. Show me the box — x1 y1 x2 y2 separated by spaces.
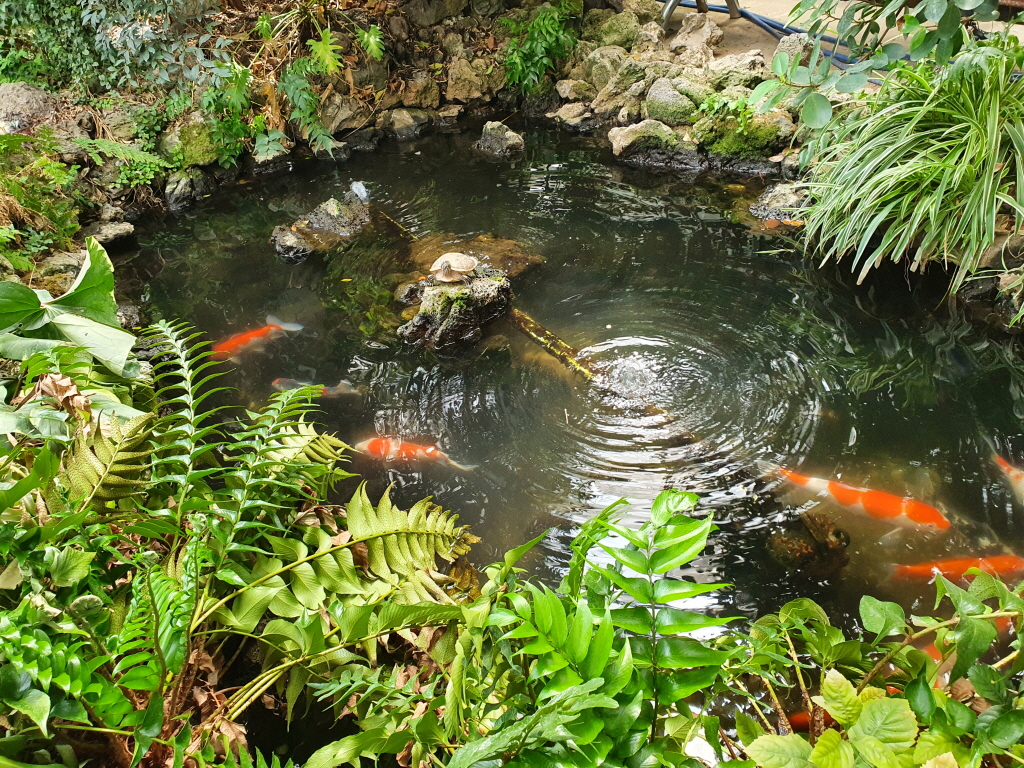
608 119 678 157
642 78 696 126
473 122 524 158
270 192 371 264
410 232 545 278
0 83 58 132
749 182 809 222
398 270 511 352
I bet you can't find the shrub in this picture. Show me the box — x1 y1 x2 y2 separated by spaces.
502 0 580 93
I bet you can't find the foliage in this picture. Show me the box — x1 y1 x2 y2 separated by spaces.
502 1 579 93
797 37 1024 288
278 58 335 156
72 138 172 189
356 26 385 62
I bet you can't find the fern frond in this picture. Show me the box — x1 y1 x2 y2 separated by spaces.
72 138 170 167
345 483 479 604
62 414 154 512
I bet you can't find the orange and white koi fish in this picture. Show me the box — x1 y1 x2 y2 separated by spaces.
890 554 1024 581
212 316 303 361
354 437 476 472
991 450 1024 506
272 378 361 397
775 467 951 530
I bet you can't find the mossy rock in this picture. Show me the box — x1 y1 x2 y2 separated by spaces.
598 11 640 49
692 114 782 159
642 78 696 127
581 8 615 41
159 112 218 167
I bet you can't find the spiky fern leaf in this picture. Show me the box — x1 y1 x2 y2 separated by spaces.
62 414 154 512
71 138 169 168
265 416 354 494
345 483 480 604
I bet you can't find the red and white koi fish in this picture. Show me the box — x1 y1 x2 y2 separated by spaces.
272 378 362 397
889 554 1024 581
991 451 1024 506
354 437 476 472
775 467 951 531
212 316 303 361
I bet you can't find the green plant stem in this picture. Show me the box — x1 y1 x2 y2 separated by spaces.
732 678 774 732
757 674 792 734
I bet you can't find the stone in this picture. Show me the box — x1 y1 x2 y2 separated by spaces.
321 94 373 134
766 510 849 578
692 110 786 158
749 182 808 221
720 84 753 103
164 168 213 214
576 45 628 90
617 103 640 124
351 54 390 93
436 104 463 130
555 79 597 102
608 119 677 156
388 108 432 140
346 128 381 152
445 56 505 102
313 141 353 161
117 302 145 330
404 0 469 27
402 71 441 109
395 280 425 305
0 82 58 132
79 221 135 245
707 50 767 89
589 58 649 117
642 77 696 126
441 31 465 55
0 255 19 283
668 13 722 66
47 118 90 164
623 0 662 24
389 15 410 40
159 112 218 167
670 75 714 106
597 11 640 49
410 232 545 277
550 102 598 131
250 152 293 175
581 9 615 41
473 121 525 158
397 269 512 352
103 109 137 141
98 204 123 222
471 0 504 14
270 192 371 264
631 21 666 54
36 250 86 278
773 33 814 68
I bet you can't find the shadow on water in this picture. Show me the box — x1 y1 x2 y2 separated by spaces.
129 128 1024 751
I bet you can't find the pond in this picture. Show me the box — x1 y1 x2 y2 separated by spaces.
132 126 1024 643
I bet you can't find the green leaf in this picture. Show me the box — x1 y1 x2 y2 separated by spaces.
0 282 42 333
988 709 1024 749
800 92 833 130
0 334 66 360
597 543 648 574
44 546 95 587
772 51 790 78
610 606 653 634
4 688 50 736
655 607 733 634
966 663 1007 705
599 641 633 696
912 730 957 764
656 665 719 705
820 668 862 725
305 728 389 768
849 733 901 768
904 672 935 723
746 734 813 768
48 314 135 376
580 611 613 680
563 602 593 665
650 489 698 526
735 711 766 748
0 668 31 701
809 728 855 768
950 616 997 682
847 698 917 752
593 565 653 603
649 514 713 573
834 72 868 94
942 698 975 735
49 238 120 327
653 578 724 603
654 637 728 669
923 0 946 22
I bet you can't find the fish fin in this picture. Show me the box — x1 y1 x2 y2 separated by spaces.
753 460 778 478
447 460 478 472
266 315 304 332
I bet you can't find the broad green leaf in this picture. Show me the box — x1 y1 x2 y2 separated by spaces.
850 733 901 768
580 611 613 680
0 667 31 701
780 598 830 625
949 616 997 682
0 282 42 333
801 92 833 130
306 728 389 768
847 698 917 752
920 755 958 768
735 710 766 748
4 688 50 736
913 730 958 764
597 543 648 574
834 72 868 94
599 641 633 696
966 663 1007 704
48 314 135 376
656 665 718 705
650 489 698 526
809 728 854 768
289 562 326 609
653 578 724 603
988 709 1024 749
649 514 713 573
563 602 593 665
504 531 547 569
904 673 935 723
44 546 95 587
923 0 946 22
746 734 813 768
942 698 975 735
820 668 862 725
49 238 120 327
772 51 790 78
654 637 727 669
655 607 734 634
610 606 653 634
0 334 65 360
594 565 653 603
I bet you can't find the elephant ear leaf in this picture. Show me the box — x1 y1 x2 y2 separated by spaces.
48 237 120 327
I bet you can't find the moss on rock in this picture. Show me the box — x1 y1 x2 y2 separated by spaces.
597 11 640 49
642 78 696 126
692 114 782 159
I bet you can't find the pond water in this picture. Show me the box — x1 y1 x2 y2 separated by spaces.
133 127 1024 638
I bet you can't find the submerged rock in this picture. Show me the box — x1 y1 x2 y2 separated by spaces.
398 269 511 352
767 510 849 579
549 102 598 132
473 122 525 158
750 182 809 221
410 232 545 278
270 192 371 264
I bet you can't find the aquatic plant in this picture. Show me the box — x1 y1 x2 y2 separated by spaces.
799 36 1024 289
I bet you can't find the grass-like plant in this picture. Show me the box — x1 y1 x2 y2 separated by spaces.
802 36 1024 289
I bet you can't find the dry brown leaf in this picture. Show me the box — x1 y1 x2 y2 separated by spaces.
396 740 414 767
16 373 91 418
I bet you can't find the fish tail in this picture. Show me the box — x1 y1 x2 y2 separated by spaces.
266 315 304 332
446 459 478 472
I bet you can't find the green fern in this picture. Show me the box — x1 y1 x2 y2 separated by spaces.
355 26 385 62
71 138 170 168
62 414 154 512
307 28 344 76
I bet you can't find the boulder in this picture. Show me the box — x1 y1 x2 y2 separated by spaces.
78 221 135 246
36 250 86 278
631 21 666 54
575 45 628 90
473 121 525 158
623 0 662 25
403 0 469 26
608 119 677 156
159 112 218 167
445 56 505 102
351 54 390 93
402 71 441 109
321 94 373 134
0 255 19 283
692 109 789 158
103 109 137 141
749 182 809 221
165 168 214 214
555 79 598 102
410 232 545 278
707 50 767 89
549 102 598 131
270 192 371 264
772 33 814 68
0 82 57 132
668 13 722 66
389 16 410 40
471 0 504 14
671 74 714 106
397 270 512 352
47 118 90 164
388 108 432 140
642 78 696 126
436 104 463 130
581 9 616 41
589 59 650 117
597 11 640 49
313 141 353 161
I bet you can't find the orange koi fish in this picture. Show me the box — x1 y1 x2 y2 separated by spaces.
776 468 950 530
212 316 303 361
354 437 477 472
890 554 1024 582
786 710 837 732
991 451 1024 507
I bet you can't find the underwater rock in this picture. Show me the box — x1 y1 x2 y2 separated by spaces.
436 104 464 131
270 192 371 264
706 50 768 89
749 182 809 222
608 119 678 156
0 82 57 132
410 232 545 278
79 220 135 246
668 13 722 66
165 168 213 214
158 112 218 167
473 122 525 158
642 78 697 126
766 510 850 579
397 269 511 352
